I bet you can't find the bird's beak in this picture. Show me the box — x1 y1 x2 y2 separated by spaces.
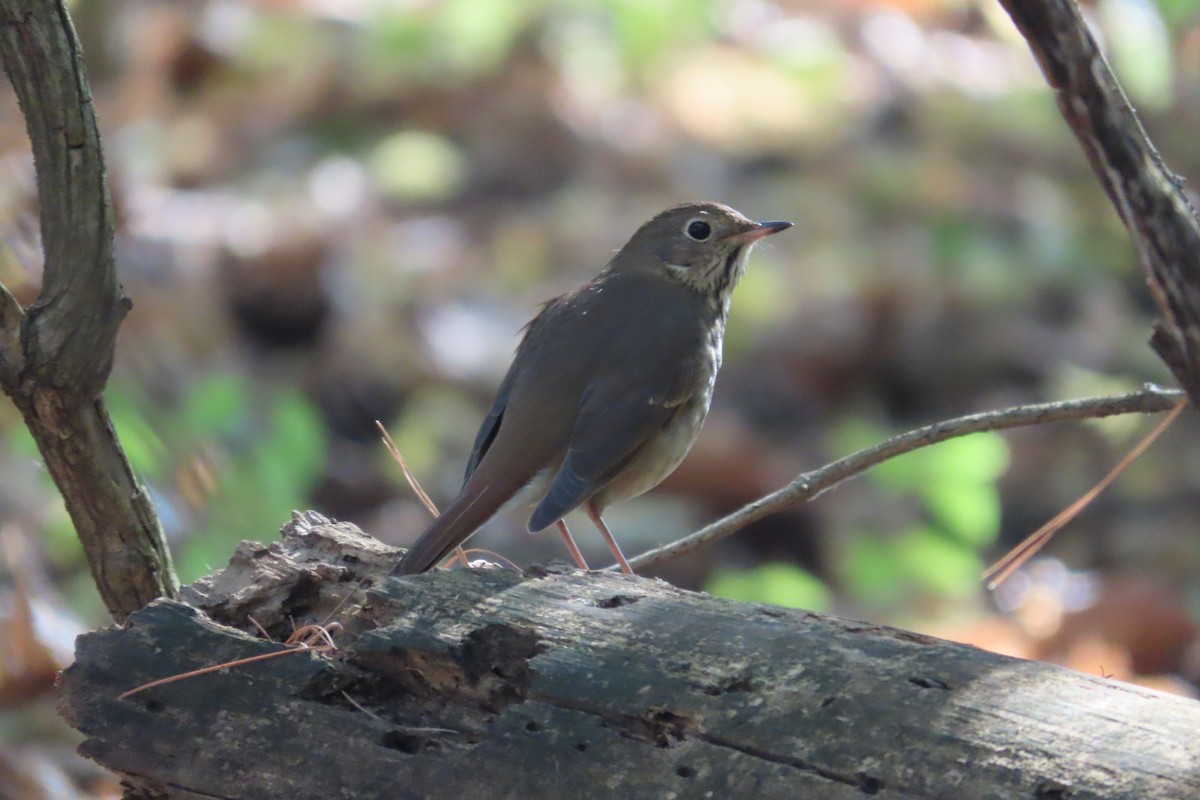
729 220 793 244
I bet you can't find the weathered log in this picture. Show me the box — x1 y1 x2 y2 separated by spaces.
59 512 1200 799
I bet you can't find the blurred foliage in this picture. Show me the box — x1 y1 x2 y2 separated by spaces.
708 562 832 612
105 376 327 583
856 431 1005 609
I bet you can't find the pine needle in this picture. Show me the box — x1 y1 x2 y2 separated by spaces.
983 397 1187 589
375 420 468 568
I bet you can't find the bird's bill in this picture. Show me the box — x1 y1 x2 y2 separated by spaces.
728 220 793 244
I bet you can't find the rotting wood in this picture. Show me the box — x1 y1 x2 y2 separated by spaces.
59 512 1200 800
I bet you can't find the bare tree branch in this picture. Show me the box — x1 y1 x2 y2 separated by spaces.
0 0 177 619
998 0 1200 404
629 387 1184 571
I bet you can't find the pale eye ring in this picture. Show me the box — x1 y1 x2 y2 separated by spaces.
684 218 712 241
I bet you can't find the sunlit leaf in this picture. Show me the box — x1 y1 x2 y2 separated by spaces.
109 412 168 476
1100 0 1172 109
707 563 832 612
612 0 713 68
871 431 1008 490
5 424 37 458
922 433 1009 483
371 131 466 202
1154 0 1200 27
177 375 251 442
267 391 327 484
839 534 906 606
924 481 1000 547
179 391 326 582
895 526 981 599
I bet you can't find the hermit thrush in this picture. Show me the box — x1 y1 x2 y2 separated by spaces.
393 202 791 576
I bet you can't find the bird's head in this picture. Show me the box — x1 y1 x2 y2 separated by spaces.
613 201 792 304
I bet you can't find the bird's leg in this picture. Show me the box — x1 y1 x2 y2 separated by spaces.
586 503 634 575
555 520 591 571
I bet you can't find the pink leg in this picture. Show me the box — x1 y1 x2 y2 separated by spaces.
586 504 634 575
556 520 590 570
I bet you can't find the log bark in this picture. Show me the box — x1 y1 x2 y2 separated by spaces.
59 513 1200 800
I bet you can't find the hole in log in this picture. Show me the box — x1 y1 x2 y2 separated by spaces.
595 595 640 609
908 676 951 690
632 708 700 748
698 674 755 696
145 699 164 712
381 731 425 754
676 765 696 779
575 741 589 752
525 720 542 733
458 623 542 711
857 774 883 794
820 696 837 708
1035 780 1071 799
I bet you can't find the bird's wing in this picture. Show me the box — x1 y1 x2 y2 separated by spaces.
463 371 514 483
526 367 703 533
462 303 554 483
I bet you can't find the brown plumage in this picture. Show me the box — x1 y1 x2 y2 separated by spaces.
393 202 791 576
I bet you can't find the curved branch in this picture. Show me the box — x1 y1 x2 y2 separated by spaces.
999 0 1200 404
0 0 176 619
629 387 1185 571
0 0 125 390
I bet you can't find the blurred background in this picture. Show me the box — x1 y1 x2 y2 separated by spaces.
3 0 1200 795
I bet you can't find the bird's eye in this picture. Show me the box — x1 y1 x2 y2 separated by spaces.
685 219 712 241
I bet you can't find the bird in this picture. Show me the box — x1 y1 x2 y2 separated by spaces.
392 201 792 576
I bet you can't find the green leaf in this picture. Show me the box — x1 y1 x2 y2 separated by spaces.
894 526 981 599
265 391 326 485
1101 0 1172 110
873 432 1009 491
5 423 38 458
370 130 466 202
924 433 1009 484
1155 0 1200 28
611 0 714 68
178 391 326 582
707 563 831 612
109 412 168 476
924 480 1000 548
177 375 251 442
838 534 907 607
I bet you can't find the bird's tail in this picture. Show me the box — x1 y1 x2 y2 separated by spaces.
391 478 522 575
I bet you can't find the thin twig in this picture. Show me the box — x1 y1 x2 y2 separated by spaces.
625 386 1185 572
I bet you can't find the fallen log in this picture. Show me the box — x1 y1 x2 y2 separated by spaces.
59 512 1200 799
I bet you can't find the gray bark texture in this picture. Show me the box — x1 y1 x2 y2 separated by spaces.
59 512 1200 800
